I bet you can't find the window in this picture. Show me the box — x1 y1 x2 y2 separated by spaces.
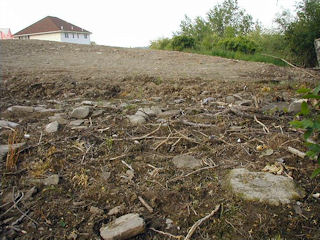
65 33 69 38
84 34 87 39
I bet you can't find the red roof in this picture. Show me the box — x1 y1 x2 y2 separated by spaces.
14 16 91 36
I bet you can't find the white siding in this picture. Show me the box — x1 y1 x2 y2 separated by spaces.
61 32 91 45
30 32 61 41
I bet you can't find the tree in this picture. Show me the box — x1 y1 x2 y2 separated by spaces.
283 0 320 67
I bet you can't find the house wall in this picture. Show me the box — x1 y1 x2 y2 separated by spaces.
29 32 61 41
315 38 320 67
61 32 91 45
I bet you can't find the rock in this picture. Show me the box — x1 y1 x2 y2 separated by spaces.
8 105 34 113
150 97 162 102
23 187 38 201
34 106 59 113
45 121 59 133
81 100 95 106
92 110 104 117
158 110 181 118
136 106 162 117
0 120 19 128
262 102 289 113
165 218 174 229
202 97 215 105
288 99 307 114
127 115 146 125
107 205 125 216
100 213 145 240
48 113 68 125
90 206 104 215
225 96 236 104
70 106 90 119
235 100 252 106
69 120 84 126
42 174 60 185
226 168 305 205
174 99 185 104
172 155 202 169
0 142 26 160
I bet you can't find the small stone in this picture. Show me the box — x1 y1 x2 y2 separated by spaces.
151 97 162 102
136 106 162 117
172 155 202 169
202 97 215 105
0 120 19 128
107 205 125 216
92 110 104 117
23 187 38 201
226 168 305 205
48 114 68 125
225 96 236 104
9 105 34 113
42 174 60 185
69 120 84 126
174 99 185 104
288 99 307 114
165 218 173 229
45 121 59 133
90 206 104 215
70 106 90 119
81 100 95 106
100 213 145 240
158 110 181 118
127 115 146 125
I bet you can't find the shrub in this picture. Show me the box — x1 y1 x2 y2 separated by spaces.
290 85 320 178
218 36 258 54
149 38 172 50
171 35 196 51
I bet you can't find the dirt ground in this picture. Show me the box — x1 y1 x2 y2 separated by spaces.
0 39 320 240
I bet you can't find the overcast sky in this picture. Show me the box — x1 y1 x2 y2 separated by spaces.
0 0 297 47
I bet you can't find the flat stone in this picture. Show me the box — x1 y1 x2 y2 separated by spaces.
108 205 125 216
48 114 68 125
136 106 162 117
288 99 307 114
0 120 19 128
226 168 305 206
9 105 34 113
0 142 26 160
262 102 289 112
92 110 104 117
45 121 59 133
127 115 146 125
34 106 59 113
174 99 185 104
100 213 145 240
225 96 236 104
172 155 202 169
158 110 181 118
70 106 90 119
69 119 84 126
90 206 104 215
42 174 60 185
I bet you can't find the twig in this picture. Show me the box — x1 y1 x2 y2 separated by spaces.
121 160 134 171
254 115 270 133
184 204 220 240
288 146 306 159
131 123 162 140
167 166 218 183
180 119 214 128
138 196 153 213
154 133 172 150
109 154 127 161
175 131 200 144
150 228 183 239
97 127 110 133
38 131 43 145
81 144 92 164
225 219 246 237
0 191 24 218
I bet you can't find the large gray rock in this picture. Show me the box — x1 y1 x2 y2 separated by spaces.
136 106 162 117
0 120 19 128
8 105 34 113
127 115 146 125
226 168 305 205
288 99 307 114
48 113 68 125
0 142 26 160
70 106 90 119
100 213 145 240
172 155 202 169
45 121 59 133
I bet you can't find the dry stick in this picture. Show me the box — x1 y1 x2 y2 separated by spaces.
138 196 153 213
168 166 219 183
288 146 306 159
175 131 200 144
261 53 320 79
154 133 172 150
131 123 162 140
81 145 92 164
180 119 214 128
184 204 221 240
230 107 276 120
225 219 246 238
109 154 127 161
150 228 183 239
254 115 270 134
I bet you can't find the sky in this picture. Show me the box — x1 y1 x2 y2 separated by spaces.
0 0 297 47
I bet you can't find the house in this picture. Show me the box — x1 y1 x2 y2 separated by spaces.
0 28 13 39
13 16 91 45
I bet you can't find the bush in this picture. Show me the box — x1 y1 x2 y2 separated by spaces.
171 35 196 51
149 38 172 50
218 36 258 54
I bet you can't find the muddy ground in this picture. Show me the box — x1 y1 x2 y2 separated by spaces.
0 40 320 240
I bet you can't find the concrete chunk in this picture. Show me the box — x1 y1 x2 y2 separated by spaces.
100 213 145 240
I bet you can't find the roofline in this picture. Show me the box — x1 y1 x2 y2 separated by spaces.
14 30 91 37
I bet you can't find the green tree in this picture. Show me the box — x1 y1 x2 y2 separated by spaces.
282 0 320 67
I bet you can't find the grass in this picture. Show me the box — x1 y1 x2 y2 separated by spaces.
186 48 288 67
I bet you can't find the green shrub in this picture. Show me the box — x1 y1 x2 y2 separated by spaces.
149 38 172 50
291 85 320 178
218 36 258 54
171 35 196 51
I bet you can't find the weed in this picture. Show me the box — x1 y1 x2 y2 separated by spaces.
6 130 22 171
105 137 113 152
72 169 89 187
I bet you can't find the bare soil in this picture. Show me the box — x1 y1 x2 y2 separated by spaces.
0 39 320 240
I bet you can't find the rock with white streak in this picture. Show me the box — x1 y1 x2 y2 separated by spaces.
8 105 34 113
100 213 145 240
